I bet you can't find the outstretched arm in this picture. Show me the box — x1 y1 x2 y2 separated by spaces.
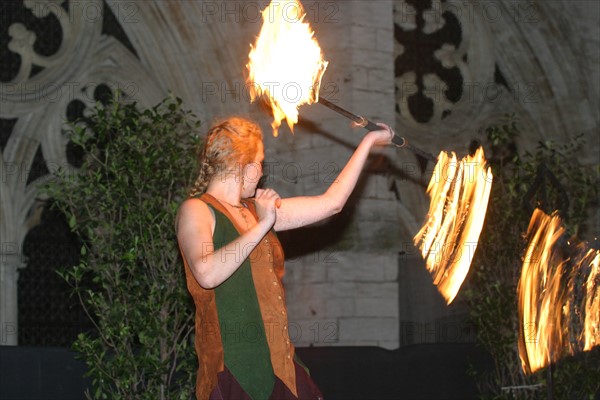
273 125 394 232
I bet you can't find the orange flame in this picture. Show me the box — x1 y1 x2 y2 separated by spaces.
413 147 493 304
583 250 599 351
247 0 328 136
517 209 600 374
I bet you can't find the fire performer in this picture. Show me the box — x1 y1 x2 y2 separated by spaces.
176 116 394 399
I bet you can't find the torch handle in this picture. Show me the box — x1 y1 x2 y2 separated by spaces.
317 97 438 163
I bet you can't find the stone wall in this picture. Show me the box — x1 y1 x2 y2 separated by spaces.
1 0 598 348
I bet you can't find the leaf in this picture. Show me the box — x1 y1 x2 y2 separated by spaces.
68 214 77 229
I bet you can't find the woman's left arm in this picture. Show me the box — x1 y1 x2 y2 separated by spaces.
273 124 394 232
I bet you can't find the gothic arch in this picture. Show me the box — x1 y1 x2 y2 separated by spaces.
393 0 599 161
0 0 163 345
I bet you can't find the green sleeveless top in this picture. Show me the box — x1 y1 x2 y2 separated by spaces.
209 203 275 399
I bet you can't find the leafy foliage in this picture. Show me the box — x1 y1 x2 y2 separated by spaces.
465 114 600 399
44 95 201 399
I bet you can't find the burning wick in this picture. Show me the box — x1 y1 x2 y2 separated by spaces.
247 0 436 162
247 0 327 137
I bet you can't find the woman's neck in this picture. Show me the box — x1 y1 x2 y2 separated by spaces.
206 175 243 206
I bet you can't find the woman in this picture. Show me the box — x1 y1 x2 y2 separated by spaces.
176 117 394 399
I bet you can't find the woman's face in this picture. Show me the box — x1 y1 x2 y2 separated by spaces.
241 141 264 198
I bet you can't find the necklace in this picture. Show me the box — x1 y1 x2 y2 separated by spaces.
220 199 251 230
222 200 243 208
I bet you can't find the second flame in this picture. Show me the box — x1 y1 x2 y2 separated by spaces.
413 147 493 304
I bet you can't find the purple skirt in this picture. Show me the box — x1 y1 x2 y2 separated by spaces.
208 360 324 400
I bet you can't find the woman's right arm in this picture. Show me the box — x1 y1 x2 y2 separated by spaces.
176 198 273 289
273 126 393 231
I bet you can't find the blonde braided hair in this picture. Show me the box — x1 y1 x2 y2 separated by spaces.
189 117 263 197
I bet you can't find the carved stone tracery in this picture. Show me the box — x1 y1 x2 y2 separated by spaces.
394 0 497 149
0 0 162 345
394 0 598 164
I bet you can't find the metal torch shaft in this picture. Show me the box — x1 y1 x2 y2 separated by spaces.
317 97 437 163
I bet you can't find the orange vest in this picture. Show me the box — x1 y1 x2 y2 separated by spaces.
180 194 296 399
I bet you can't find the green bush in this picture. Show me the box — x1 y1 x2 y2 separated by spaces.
465 115 600 399
44 95 201 399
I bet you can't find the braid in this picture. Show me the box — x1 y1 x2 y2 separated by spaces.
189 130 215 197
188 161 211 198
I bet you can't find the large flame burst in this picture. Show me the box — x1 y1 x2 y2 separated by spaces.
518 208 599 374
247 0 328 136
413 147 493 304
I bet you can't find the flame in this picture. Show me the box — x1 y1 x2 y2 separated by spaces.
247 0 328 136
517 209 600 374
413 147 493 304
583 250 599 351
